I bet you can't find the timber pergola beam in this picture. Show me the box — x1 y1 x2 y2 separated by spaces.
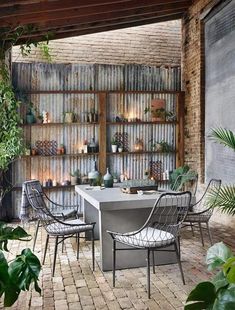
0 0 192 42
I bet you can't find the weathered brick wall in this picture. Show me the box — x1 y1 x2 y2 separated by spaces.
12 21 181 66
183 0 235 226
182 0 213 181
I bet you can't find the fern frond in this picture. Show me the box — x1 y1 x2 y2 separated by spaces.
207 185 235 216
210 127 235 151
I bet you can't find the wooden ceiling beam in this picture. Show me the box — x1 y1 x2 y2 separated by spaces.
16 11 184 40
0 0 191 13
0 1 189 27
15 13 183 44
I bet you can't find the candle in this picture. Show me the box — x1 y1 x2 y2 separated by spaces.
52 180 57 187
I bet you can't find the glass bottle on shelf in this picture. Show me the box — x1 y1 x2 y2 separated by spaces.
89 138 98 153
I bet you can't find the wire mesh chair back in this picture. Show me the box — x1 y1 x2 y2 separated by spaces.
24 180 57 225
191 179 221 215
115 192 192 249
171 173 198 196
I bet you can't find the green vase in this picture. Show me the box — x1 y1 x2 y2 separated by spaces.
26 114 35 124
103 168 113 188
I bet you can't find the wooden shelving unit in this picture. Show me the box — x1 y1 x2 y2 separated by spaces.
15 90 184 192
13 184 75 191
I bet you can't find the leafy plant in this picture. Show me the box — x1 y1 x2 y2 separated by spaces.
111 137 118 145
70 169 80 177
144 107 166 119
211 127 235 151
185 242 235 309
0 222 41 307
159 141 172 152
208 127 235 216
170 165 197 191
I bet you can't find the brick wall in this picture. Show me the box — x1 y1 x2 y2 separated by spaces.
182 0 235 226
12 21 181 66
182 0 213 181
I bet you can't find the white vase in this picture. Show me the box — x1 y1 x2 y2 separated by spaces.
118 147 123 153
111 144 118 153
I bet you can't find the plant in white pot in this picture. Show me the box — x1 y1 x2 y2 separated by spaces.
111 137 118 153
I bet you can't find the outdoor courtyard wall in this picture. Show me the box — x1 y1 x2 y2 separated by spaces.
12 21 181 67
182 0 235 227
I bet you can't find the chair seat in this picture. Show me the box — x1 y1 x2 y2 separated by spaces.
115 227 175 249
184 212 211 223
46 219 93 236
51 208 77 219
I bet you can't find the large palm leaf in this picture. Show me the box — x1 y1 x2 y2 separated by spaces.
210 127 235 151
209 127 235 216
207 186 235 216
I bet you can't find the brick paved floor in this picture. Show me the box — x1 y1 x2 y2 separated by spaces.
1 221 234 310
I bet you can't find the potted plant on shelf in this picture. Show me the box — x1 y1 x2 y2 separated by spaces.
70 169 81 185
111 137 118 153
118 142 123 153
159 141 172 152
144 107 166 122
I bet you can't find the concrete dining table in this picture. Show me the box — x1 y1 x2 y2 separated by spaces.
75 184 182 271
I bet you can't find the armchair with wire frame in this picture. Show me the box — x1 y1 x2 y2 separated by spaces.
24 180 96 276
107 191 192 299
182 178 221 246
21 179 80 251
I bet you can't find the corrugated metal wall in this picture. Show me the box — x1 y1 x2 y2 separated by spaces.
11 62 181 218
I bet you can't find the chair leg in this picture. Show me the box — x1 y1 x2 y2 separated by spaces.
42 234 49 265
52 236 59 277
190 222 195 236
152 251 155 274
174 241 185 285
91 229 95 271
33 220 40 251
146 249 151 299
112 239 116 287
198 221 204 247
177 236 181 260
77 233 80 260
206 222 213 246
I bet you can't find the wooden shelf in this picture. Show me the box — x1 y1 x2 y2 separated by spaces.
13 184 76 191
107 121 177 125
21 122 99 127
19 153 99 159
107 151 176 156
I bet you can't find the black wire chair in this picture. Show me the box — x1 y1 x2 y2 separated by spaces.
24 180 96 276
107 191 192 298
182 179 221 246
22 180 80 251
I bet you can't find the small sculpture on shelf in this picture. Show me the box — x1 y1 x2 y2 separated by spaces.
42 110 49 124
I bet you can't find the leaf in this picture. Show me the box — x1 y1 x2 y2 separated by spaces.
206 185 235 216
223 257 235 284
210 127 235 151
206 242 233 271
185 282 216 309
213 284 235 310
8 248 41 293
213 271 229 291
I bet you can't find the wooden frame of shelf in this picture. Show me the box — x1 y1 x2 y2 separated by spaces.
12 184 75 191
17 89 184 185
